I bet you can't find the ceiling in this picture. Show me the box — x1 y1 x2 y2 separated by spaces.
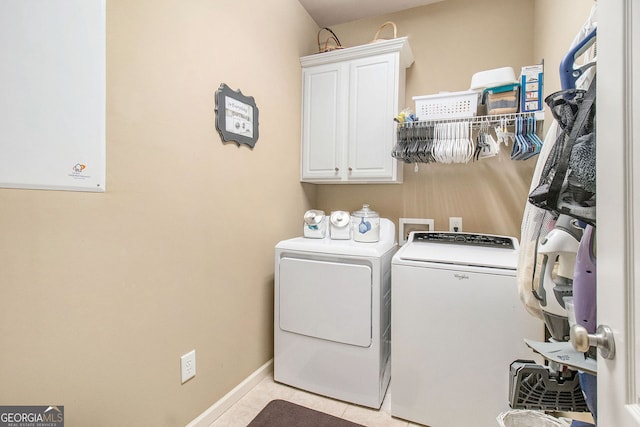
297 0 444 27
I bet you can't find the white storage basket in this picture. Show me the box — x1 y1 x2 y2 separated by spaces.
413 90 479 120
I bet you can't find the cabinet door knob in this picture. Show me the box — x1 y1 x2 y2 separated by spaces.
334 167 339 172
348 167 353 172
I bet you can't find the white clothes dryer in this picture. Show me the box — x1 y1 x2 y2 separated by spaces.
391 232 544 427
274 218 396 409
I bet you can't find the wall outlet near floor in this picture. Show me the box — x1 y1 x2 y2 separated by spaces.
181 350 196 384
449 217 463 232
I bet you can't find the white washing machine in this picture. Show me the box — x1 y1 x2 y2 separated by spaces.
391 232 544 427
274 218 396 409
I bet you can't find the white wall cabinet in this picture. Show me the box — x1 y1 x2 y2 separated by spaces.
300 38 414 183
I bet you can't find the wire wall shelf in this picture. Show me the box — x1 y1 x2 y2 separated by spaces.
398 110 544 128
393 111 545 166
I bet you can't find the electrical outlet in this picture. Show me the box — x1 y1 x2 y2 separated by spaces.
449 217 462 232
181 350 196 384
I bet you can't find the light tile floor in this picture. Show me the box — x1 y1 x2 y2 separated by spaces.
211 375 422 427
210 375 595 427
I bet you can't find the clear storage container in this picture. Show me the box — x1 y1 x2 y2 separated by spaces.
483 83 520 115
352 204 380 242
303 210 327 238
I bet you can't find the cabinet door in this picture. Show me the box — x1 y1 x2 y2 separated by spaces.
300 63 347 181
348 54 400 182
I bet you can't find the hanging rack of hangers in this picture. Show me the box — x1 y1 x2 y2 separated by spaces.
392 110 544 166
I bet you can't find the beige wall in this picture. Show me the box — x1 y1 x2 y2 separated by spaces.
0 1 595 426
534 0 597 125
0 1 316 426
318 0 593 238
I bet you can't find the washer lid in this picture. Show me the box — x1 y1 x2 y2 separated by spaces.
396 232 519 269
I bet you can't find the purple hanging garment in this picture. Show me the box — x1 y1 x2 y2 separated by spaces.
573 225 596 333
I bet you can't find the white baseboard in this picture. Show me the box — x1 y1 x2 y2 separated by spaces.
186 359 273 427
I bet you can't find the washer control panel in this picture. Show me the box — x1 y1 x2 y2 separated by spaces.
412 232 515 249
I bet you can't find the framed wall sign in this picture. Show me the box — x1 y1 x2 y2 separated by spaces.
214 83 259 148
